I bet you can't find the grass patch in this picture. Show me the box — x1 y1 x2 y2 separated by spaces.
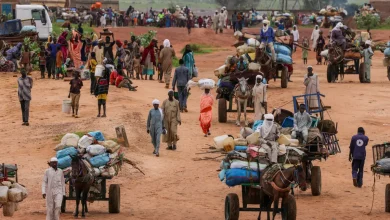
52 22 95 37
180 44 213 55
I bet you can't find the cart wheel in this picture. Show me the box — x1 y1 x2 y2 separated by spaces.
359 63 365 83
218 98 227 123
387 67 390 81
385 184 390 212
109 184 121 213
311 166 322 196
281 194 297 220
326 64 333 83
281 66 288 88
61 196 66 213
225 193 239 220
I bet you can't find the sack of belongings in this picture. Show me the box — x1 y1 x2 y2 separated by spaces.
372 158 390 174
0 181 28 217
56 147 78 159
225 168 260 187
248 62 260 71
198 78 215 90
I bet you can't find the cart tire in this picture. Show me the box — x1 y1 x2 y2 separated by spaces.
281 194 297 220
386 184 390 212
311 166 322 196
218 98 227 123
281 66 288 88
359 63 365 83
225 193 239 220
109 184 121 213
326 65 332 83
61 196 66 213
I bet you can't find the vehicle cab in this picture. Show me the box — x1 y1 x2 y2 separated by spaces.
15 4 52 40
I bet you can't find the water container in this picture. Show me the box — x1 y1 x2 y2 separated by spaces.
95 64 104 77
213 135 229 149
62 100 72 114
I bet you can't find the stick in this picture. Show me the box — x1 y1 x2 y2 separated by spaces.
123 158 145 175
195 150 223 154
275 37 312 51
193 155 224 161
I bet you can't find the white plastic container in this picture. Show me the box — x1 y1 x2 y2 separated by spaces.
62 100 72 114
213 135 229 149
95 64 105 77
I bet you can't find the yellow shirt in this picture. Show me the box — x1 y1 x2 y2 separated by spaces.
90 59 97 73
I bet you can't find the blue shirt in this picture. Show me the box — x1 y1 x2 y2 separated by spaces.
49 43 60 58
260 28 275 44
349 133 369 160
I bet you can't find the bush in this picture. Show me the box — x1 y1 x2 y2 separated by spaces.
180 44 212 54
385 17 390 26
356 13 380 29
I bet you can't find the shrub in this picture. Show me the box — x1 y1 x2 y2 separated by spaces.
356 13 380 29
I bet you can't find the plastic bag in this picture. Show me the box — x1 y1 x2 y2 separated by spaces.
7 188 23 202
56 147 78 159
0 186 8 204
89 153 109 168
87 145 106 156
193 66 198 77
61 133 80 147
58 156 72 169
198 78 215 90
78 135 94 153
100 140 120 153
88 131 105 141
11 183 28 200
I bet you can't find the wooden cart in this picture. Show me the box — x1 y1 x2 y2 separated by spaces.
225 184 296 220
0 163 18 183
61 177 121 214
371 143 390 212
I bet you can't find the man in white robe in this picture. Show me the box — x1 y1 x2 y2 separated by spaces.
212 10 220 34
42 157 66 220
304 66 320 109
252 75 267 121
311 25 320 50
218 9 225 33
292 104 312 145
292 25 300 52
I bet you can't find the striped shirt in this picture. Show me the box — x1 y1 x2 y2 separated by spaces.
18 76 33 101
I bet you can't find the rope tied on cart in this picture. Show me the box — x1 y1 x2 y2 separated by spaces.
367 174 376 215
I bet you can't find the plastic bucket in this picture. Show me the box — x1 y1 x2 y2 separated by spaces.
62 100 72 114
95 64 104 77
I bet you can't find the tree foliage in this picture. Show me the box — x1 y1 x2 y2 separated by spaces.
356 13 380 29
130 30 157 47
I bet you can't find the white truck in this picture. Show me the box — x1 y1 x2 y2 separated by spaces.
15 4 53 40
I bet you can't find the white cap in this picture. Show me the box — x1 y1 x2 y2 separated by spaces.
50 157 58 162
264 114 274 120
263 20 270 24
365 40 372 45
307 65 313 69
152 99 160 105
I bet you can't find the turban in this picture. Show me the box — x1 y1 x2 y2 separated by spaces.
152 99 160 105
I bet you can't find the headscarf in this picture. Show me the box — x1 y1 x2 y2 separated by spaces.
262 20 270 32
163 39 170 48
333 22 343 31
141 40 156 64
116 40 123 47
256 75 263 84
58 31 68 44
152 99 160 105
314 25 319 30
260 114 274 138
182 44 192 58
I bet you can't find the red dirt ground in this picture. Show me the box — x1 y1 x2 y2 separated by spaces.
1 26 390 220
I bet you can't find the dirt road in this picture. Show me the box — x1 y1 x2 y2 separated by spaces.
1 26 390 220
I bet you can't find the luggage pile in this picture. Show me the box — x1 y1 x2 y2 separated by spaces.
0 181 28 217
354 4 380 19
216 126 306 187
54 131 123 179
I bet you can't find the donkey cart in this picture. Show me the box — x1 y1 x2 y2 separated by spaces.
371 143 390 212
225 184 297 220
216 70 258 123
61 177 120 214
275 94 341 196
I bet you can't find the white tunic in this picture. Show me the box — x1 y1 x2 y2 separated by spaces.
42 167 65 220
304 74 320 109
252 83 267 121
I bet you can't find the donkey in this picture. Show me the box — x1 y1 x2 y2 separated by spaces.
258 165 307 220
234 77 251 126
70 155 95 218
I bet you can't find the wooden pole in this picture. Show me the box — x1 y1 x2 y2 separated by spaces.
115 125 130 148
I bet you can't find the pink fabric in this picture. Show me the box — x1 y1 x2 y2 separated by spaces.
199 94 214 134
69 30 82 68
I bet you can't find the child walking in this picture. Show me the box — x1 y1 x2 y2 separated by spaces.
39 50 46 78
89 52 98 95
94 71 109 117
133 54 141 80
68 70 83 118
20 46 31 73
302 37 309 65
55 46 63 80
